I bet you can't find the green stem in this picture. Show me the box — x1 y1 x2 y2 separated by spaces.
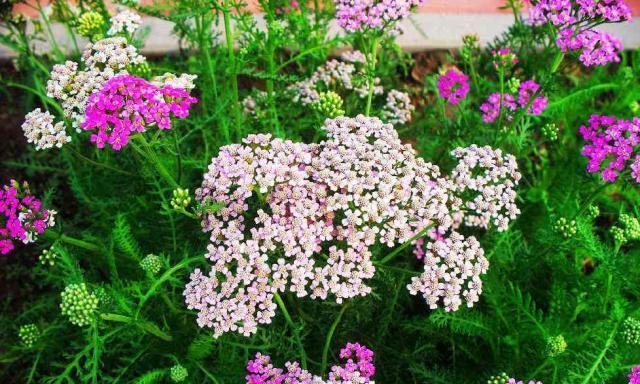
44 230 102 253
378 225 432 265
223 0 242 141
273 292 308 369
264 11 282 136
130 135 178 188
100 313 173 341
365 37 380 116
321 304 348 377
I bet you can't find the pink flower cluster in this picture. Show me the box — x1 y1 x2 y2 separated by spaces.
492 48 519 69
335 0 424 33
579 115 640 182
508 380 543 384
527 0 630 66
630 365 640 384
1 180 55 255
81 74 197 150
437 69 470 105
185 116 521 337
480 80 548 123
556 28 622 66
246 343 375 384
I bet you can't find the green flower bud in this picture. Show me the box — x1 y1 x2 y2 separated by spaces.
542 123 559 141
140 254 163 275
586 204 600 219
39 247 58 266
545 335 567 357
310 91 345 119
630 101 640 114
170 364 188 383
18 324 40 348
487 372 510 384
554 217 577 239
506 78 521 94
77 12 105 40
620 213 640 241
93 286 112 306
171 188 191 210
611 226 626 245
622 317 640 345
127 61 152 78
60 283 99 327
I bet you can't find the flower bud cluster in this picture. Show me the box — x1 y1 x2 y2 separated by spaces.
60 283 99 327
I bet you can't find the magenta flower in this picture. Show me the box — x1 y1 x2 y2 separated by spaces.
556 28 622 67
630 365 640 384
580 115 640 182
437 69 470 105
517 80 548 115
492 48 519 69
81 74 198 151
576 0 633 22
246 343 375 383
0 180 55 255
480 93 517 123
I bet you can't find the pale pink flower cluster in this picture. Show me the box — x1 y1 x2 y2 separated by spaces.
335 0 425 33
46 37 146 128
281 52 413 124
22 108 72 150
383 90 414 125
246 342 375 384
185 116 521 337
449 145 522 231
408 232 488 311
107 9 142 36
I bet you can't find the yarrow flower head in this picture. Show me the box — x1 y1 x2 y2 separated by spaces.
630 365 640 384
170 364 188 383
81 74 197 150
171 188 192 210
579 115 640 183
556 28 622 67
186 116 521 337
22 108 71 150
107 9 141 36
246 342 375 383
480 80 547 123
382 90 414 124
60 283 99 327
542 123 560 141
18 323 39 348
487 373 510 384
335 0 425 33
527 0 630 67
437 69 470 105
0 180 56 255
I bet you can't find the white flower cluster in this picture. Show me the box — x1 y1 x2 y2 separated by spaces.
243 51 413 124
107 9 142 36
408 232 488 311
151 72 198 90
185 116 521 337
449 145 521 231
382 90 414 125
46 37 146 128
21 108 71 150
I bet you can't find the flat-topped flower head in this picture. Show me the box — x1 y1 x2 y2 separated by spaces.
108 9 141 36
81 74 197 150
0 180 55 255
557 28 622 66
579 115 640 182
437 69 470 105
246 343 375 384
22 108 71 150
335 0 425 34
